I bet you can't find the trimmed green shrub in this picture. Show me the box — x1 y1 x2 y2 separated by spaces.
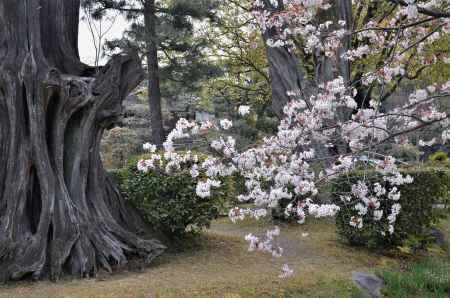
111 156 228 239
331 168 450 249
429 151 449 165
101 127 140 169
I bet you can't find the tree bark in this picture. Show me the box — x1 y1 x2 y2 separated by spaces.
314 0 352 85
260 1 353 118
144 0 165 146
259 1 353 157
263 33 311 118
0 0 165 281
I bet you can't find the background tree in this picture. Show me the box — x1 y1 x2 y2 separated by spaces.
193 0 278 147
249 0 449 155
264 0 448 111
202 0 271 108
85 0 220 145
0 0 164 281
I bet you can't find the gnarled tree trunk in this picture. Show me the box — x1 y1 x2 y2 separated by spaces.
0 0 165 281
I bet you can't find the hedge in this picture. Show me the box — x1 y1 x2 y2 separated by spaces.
109 154 236 239
331 167 450 249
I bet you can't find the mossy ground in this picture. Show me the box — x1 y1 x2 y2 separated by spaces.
2 216 448 298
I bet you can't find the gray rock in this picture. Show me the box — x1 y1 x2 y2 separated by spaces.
352 271 384 298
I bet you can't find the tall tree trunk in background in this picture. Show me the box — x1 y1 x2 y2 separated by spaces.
316 0 353 155
263 32 311 118
260 0 353 156
258 1 311 118
261 1 353 118
0 0 165 281
315 0 352 84
144 0 165 146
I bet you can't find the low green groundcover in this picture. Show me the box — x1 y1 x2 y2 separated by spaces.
381 257 450 297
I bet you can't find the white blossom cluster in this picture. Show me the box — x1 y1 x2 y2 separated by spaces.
344 157 413 236
244 226 284 258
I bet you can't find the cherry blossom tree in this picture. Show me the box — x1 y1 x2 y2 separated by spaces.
138 0 449 277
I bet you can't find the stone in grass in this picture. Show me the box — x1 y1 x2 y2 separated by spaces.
352 271 384 298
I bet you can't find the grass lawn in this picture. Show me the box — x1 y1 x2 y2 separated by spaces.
378 219 450 298
1 216 446 298
381 257 450 298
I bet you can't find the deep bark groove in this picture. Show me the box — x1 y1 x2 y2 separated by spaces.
0 0 165 281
